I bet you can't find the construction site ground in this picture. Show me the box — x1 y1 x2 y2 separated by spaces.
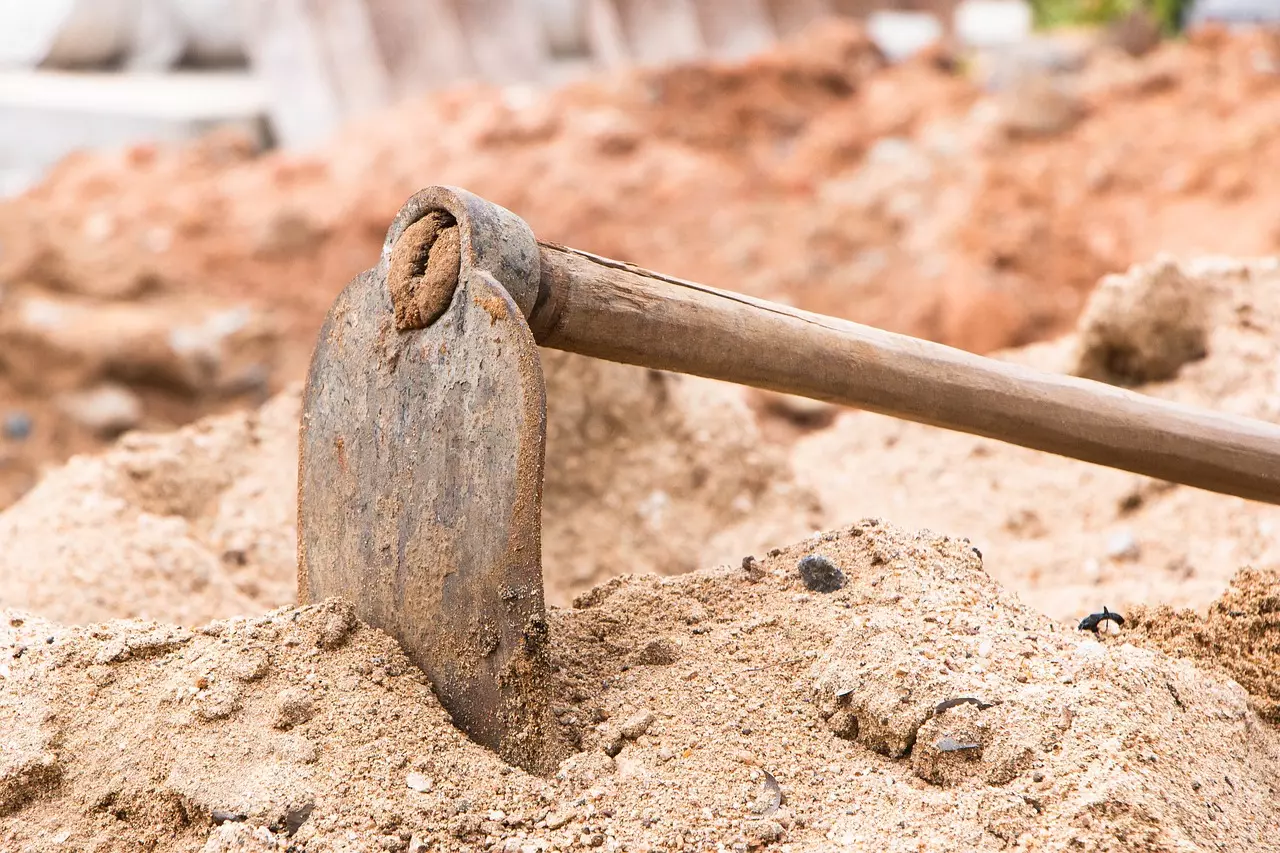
3 19 1280 853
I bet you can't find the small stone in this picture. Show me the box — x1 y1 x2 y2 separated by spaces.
276 802 314 835
620 710 655 739
405 772 434 793
600 727 624 757
57 384 143 438
741 556 766 583
407 835 429 853
2 411 32 441
317 603 358 650
634 637 679 666
545 810 574 829
194 683 243 722
797 555 845 593
228 648 271 682
273 688 315 729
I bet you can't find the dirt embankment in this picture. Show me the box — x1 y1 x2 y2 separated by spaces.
4 22 1280 510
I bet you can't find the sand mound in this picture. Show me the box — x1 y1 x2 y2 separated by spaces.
540 352 819 597
1071 257 1210 385
0 390 301 626
1130 563 1280 724
0 350 814 625
5 522 1278 852
793 256 1280 621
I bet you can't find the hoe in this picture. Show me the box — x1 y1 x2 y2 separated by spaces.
299 186 1280 771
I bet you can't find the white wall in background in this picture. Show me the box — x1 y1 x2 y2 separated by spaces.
0 0 245 70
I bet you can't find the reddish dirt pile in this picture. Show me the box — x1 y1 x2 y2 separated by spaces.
3 22 1280 510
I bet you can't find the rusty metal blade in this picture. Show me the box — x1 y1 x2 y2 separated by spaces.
298 188 556 772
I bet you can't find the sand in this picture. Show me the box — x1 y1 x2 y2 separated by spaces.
5 522 1280 852
792 255 1280 620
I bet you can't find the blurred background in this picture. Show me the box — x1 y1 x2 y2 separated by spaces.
0 0 1277 512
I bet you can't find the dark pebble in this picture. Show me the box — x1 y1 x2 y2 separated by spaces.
798 554 845 593
212 810 247 825
272 802 315 835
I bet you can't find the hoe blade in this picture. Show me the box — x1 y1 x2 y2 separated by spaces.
298 189 554 772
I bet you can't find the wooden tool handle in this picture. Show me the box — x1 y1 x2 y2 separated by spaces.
526 243 1280 505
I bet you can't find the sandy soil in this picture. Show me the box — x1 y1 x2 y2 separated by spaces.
0 352 816 622
5 522 1280 853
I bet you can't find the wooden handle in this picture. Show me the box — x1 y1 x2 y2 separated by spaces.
526 243 1280 505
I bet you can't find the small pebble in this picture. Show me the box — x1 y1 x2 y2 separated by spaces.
600 728 624 757
277 802 314 835
620 710 655 739
406 772 434 793
797 555 845 593
273 688 315 729
936 736 980 752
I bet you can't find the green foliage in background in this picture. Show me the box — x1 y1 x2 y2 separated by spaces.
1027 0 1190 32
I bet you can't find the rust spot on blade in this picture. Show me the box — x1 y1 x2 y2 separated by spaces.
474 292 507 326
